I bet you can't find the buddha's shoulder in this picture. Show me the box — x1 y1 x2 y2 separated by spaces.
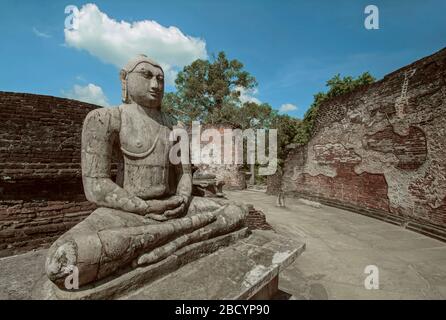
83 106 121 132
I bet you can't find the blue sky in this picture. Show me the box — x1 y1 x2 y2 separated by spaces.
0 0 445 118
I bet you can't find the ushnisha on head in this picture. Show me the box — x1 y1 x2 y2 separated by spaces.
120 54 164 109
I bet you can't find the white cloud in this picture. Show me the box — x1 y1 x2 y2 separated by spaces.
32 27 51 38
64 83 110 107
236 86 261 104
64 3 208 85
279 103 298 113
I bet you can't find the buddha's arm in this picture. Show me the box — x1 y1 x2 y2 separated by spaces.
81 109 181 215
83 177 148 214
170 120 192 200
176 165 192 199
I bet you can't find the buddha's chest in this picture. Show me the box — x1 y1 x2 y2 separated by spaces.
119 108 173 166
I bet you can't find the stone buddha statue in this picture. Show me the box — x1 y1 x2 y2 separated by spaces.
45 54 248 289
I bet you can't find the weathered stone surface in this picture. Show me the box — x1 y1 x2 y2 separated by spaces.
44 55 251 291
0 249 47 300
39 228 250 300
120 230 304 300
277 47 446 239
0 230 304 300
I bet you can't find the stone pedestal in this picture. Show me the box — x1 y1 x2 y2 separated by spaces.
0 230 304 300
120 230 305 300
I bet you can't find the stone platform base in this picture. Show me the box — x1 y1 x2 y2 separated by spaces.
120 230 305 300
0 230 304 300
37 227 251 300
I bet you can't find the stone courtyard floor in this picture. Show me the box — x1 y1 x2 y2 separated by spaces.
226 189 446 299
1 189 446 300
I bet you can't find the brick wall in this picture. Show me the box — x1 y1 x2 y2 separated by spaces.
245 204 273 231
280 48 446 241
0 92 100 256
189 124 247 190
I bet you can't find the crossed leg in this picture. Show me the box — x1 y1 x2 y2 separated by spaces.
45 196 248 289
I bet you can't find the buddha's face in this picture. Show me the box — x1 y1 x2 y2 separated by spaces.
126 62 164 108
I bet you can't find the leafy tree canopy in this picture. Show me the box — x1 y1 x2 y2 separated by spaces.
163 51 257 125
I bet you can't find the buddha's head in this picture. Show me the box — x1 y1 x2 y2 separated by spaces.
120 54 164 108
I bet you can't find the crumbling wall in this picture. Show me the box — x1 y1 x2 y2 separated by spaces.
245 204 273 231
0 92 99 256
282 48 446 241
190 124 247 190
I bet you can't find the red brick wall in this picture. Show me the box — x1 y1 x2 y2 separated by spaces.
245 204 273 231
281 48 446 241
189 124 247 190
0 92 100 256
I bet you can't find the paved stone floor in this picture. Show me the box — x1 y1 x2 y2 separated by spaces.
1 189 446 300
226 189 446 300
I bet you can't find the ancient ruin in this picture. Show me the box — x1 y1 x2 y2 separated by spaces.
44 54 252 290
1 13 445 300
273 48 446 241
0 54 305 300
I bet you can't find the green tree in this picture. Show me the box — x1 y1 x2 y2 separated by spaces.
238 101 277 130
271 114 301 164
163 51 257 125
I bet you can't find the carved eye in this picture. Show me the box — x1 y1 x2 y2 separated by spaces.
156 75 164 82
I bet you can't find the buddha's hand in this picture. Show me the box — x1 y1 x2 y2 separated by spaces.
144 195 187 221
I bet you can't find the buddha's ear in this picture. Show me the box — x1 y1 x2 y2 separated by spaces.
119 69 127 81
120 70 128 103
